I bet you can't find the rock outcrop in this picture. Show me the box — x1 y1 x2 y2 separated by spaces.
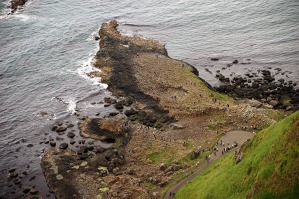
11 0 28 13
42 20 281 199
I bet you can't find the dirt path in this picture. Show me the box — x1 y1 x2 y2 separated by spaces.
164 130 255 199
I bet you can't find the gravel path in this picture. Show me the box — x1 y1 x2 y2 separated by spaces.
164 130 255 199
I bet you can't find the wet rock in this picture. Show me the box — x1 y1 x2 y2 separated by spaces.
29 176 36 181
30 188 38 194
9 171 18 178
50 141 56 147
124 108 138 116
80 153 88 160
22 187 30 193
109 112 119 117
22 171 28 175
78 140 85 144
104 97 116 104
94 146 105 153
70 140 76 145
56 126 67 133
67 132 75 138
9 168 16 173
51 125 58 131
232 60 238 64
59 143 68 150
67 124 74 128
114 101 124 110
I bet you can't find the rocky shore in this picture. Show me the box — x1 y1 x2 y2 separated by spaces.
214 68 299 111
10 0 28 13
41 20 285 199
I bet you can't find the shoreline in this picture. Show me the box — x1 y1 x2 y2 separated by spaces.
40 20 287 199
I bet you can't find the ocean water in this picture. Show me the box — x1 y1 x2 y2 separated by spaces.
0 0 298 197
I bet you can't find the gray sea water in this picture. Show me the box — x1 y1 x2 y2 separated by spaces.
0 0 298 197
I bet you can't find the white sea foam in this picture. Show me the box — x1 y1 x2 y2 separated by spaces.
66 97 77 115
77 54 108 89
86 31 98 41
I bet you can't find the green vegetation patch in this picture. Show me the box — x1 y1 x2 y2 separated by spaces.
175 111 299 199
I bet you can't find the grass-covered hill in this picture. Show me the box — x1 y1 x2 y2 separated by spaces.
176 111 299 199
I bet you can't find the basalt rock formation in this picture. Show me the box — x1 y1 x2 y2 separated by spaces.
42 20 281 199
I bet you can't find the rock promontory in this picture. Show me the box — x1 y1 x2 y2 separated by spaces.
41 20 282 199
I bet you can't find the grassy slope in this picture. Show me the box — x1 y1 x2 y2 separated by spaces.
175 111 299 199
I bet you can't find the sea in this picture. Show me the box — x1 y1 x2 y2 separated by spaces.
0 0 298 198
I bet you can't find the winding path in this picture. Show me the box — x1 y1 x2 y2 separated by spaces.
164 130 255 199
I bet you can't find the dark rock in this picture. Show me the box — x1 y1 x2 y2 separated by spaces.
104 103 111 107
56 126 67 133
252 82 259 89
159 163 167 171
50 141 56 147
30 188 38 194
22 171 28 175
22 187 30 193
9 168 16 173
9 171 18 178
51 126 58 131
67 132 75 138
122 98 133 106
109 112 119 117
94 146 105 153
232 60 238 64
114 101 124 110
67 124 74 128
59 143 68 150
70 140 75 145
27 144 34 147
190 149 200 160
124 108 138 116
78 140 85 144
262 70 271 76
80 153 88 160
29 176 36 181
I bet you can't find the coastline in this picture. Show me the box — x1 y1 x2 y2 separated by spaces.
41 20 285 199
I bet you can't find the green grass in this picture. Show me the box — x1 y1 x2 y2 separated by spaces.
175 111 299 199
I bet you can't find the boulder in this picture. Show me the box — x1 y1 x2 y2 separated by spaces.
159 163 167 171
190 149 200 160
232 60 238 64
124 108 138 116
56 127 67 133
67 132 75 138
59 143 68 150
269 100 280 107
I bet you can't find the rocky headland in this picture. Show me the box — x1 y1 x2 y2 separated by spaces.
41 20 287 199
